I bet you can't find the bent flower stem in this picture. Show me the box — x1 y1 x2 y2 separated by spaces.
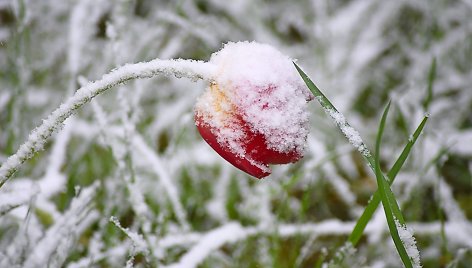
0 58 216 188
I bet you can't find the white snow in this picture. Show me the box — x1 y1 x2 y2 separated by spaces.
0 181 39 215
167 222 247 268
394 218 422 268
110 216 148 255
448 130 472 156
205 165 231 221
68 0 110 76
323 163 357 207
20 183 100 268
132 134 190 231
325 107 371 157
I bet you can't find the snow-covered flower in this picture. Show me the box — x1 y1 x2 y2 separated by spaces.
195 41 313 178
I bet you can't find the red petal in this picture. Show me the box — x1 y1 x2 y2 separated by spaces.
241 122 302 165
194 83 303 178
195 115 271 179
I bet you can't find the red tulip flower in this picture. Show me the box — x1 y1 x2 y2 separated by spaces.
195 42 313 178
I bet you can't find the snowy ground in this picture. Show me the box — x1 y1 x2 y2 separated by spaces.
0 0 471 267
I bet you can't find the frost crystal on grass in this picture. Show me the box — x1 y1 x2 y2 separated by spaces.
325 107 371 157
394 218 422 268
20 183 99 268
110 216 148 256
329 241 357 267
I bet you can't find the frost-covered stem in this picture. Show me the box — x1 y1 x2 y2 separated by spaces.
294 64 373 165
0 59 216 188
22 183 99 268
109 216 148 257
318 99 372 161
394 218 422 268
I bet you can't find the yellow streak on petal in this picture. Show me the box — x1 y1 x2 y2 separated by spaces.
209 83 236 120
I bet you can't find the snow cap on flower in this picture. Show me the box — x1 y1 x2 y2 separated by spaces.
195 41 313 178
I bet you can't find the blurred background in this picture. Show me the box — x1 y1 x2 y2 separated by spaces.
0 0 471 267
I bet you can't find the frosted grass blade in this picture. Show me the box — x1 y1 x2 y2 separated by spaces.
295 64 423 266
293 63 374 167
348 115 428 245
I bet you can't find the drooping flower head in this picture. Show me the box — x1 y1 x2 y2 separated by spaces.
195 41 313 178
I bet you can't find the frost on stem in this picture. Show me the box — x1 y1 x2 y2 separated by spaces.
394 218 422 268
329 242 357 267
194 41 314 178
0 58 215 188
110 216 148 257
20 183 99 268
323 105 371 158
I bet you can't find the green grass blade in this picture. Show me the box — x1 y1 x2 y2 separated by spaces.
379 182 414 268
375 102 414 267
422 57 436 110
295 64 422 266
294 63 428 246
387 115 428 181
376 102 391 166
293 63 337 111
293 63 374 168
348 191 381 245
348 115 428 245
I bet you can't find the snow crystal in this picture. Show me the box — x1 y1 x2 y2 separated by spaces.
195 41 313 162
21 183 99 268
325 107 371 157
330 241 357 265
110 216 148 255
394 218 422 268
167 222 247 268
324 163 356 206
132 134 190 231
0 182 39 215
